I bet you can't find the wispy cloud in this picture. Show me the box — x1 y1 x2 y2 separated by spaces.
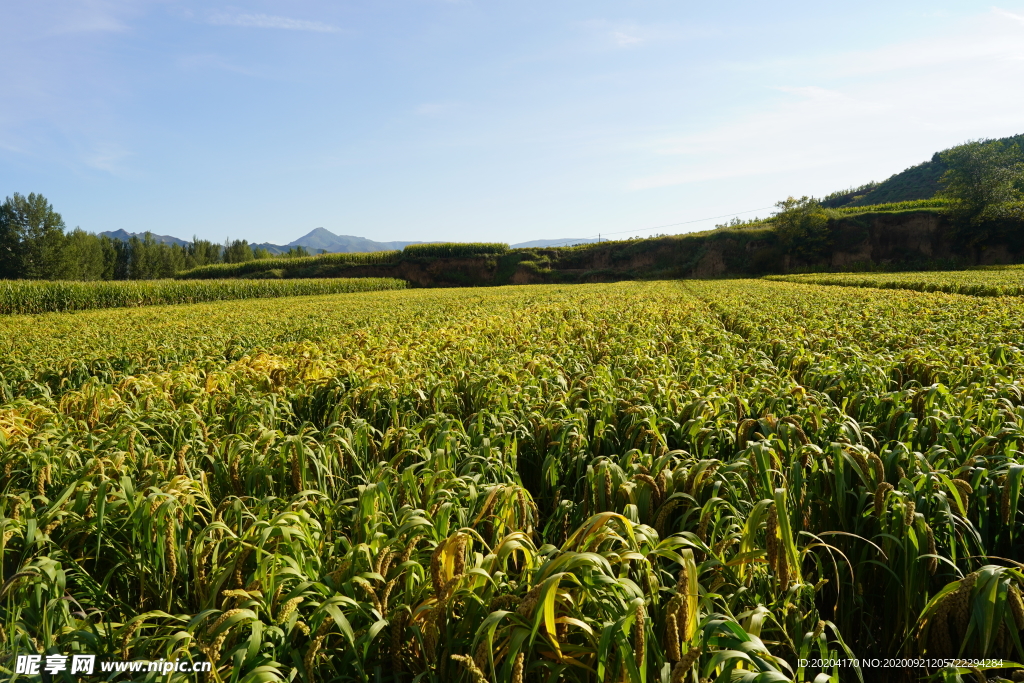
207 12 339 33
177 54 265 78
611 32 644 47
994 7 1024 25
83 142 133 175
627 9 1024 192
774 85 851 102
580 19 708 49
50 15 128 35
46 0 133 35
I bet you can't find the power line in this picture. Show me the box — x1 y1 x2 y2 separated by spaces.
589 205 775 242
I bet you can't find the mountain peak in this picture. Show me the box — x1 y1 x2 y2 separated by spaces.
286 228 426 254
290 227 337 244
99 229 189 247
286 228 333 249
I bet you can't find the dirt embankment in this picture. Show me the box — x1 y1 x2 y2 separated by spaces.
249 211 1024 287
677 211 1022 278
333 258 500 287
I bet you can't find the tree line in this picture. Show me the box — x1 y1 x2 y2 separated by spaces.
0 193 312 280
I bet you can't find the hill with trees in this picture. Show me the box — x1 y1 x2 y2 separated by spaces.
821 133 1024 208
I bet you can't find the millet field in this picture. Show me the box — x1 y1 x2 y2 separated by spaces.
1 278 1023 683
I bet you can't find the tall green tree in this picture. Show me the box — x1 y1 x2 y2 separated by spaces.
939 139 1024 244
188 237 222 267
62 228 109 280
223 238 255 264
0 192 68 279
127 234 186 279
0 199 20 278
772 196 832 263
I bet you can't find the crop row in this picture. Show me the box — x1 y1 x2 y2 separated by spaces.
0 277 407 315
828 198 950 215
402 242 509 258
768 267 1024 297
174 252 405 280
0 281 1022 682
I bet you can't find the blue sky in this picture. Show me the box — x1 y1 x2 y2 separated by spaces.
2 1 1023 245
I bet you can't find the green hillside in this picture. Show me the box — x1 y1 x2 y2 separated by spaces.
822 133 1024 208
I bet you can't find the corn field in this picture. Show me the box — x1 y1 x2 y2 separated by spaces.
176 244 512 281
402 243 509 258
828 199 950 215
769 267 1024 297
176 253 404 280
0 278 407 315
1 279 1023 683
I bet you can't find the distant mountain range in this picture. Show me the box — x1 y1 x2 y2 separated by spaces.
100 228 427 255
253 228 427 255
100 229 191 248
99 227 596 253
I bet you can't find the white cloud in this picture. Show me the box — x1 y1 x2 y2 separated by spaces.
207 12 339 33
994 7 1024 25
579 19 692 49
774 85 851 102
627 10 1024 192
83 142 132 175
612 32 644 47
50 15 128 35
44 0 133 35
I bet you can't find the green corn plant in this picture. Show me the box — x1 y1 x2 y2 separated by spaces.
1 278 1023 682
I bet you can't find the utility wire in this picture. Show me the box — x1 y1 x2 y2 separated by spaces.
584 205 776 241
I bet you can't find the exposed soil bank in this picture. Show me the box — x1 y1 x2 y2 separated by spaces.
221 211 1024 287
